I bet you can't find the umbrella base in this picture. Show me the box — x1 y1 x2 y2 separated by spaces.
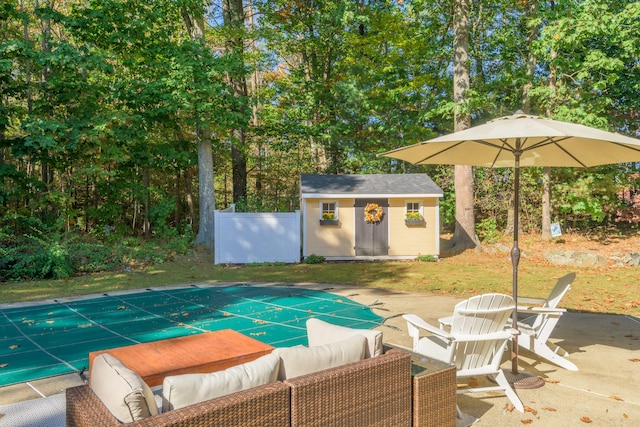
503 369 545 389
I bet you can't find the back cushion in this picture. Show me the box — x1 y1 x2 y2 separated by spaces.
273 334 366 380
162 353 280 411
306 318 383 358
90 353 158 423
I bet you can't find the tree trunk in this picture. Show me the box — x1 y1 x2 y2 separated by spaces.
181 9 216 248
450 0 479 250
222 0 249 205
542 45 559 240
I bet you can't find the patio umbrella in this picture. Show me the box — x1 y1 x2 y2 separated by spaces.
380 111 640 383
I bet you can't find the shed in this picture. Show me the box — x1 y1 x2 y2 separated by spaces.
300 174 443 260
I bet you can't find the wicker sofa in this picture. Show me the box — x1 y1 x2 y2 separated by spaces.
66 349 419 427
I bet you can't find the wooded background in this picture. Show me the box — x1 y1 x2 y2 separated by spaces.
2 0 640 251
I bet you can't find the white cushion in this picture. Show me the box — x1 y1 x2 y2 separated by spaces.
273 334 366 380
161 353 280 411
90 353 158 423
306 318 383 358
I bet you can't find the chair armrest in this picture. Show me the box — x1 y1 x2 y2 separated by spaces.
404 314 454 341
438 315 453 329
285 349 412 427
454 330 514 343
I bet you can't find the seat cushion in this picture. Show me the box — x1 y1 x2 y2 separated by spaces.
273 334 366 380
306 317 383 358
161 353 280 411
90 353 159 423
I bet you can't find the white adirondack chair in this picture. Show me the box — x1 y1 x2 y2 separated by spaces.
404 293 524 412
514 272 578 371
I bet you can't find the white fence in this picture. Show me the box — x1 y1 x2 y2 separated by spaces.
214 211 301 264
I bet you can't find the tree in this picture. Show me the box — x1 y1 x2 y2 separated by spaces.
450 0 479 250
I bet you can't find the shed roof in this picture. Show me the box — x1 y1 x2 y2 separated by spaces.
300 174 443 198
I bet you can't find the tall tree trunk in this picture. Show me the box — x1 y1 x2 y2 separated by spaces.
182 9 216 248
450 0 479 250
222 0 249 205
542 48 558 240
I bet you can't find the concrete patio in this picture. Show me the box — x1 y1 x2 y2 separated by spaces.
1 283 639 426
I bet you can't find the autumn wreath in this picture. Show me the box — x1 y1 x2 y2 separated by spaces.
364 203 384 224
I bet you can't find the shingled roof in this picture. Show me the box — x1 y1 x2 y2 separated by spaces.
300 174 443 198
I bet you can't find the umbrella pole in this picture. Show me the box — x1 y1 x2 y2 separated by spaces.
511 158 521 375
507 151 544 389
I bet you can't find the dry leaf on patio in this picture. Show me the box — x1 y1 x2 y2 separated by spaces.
609 395 624 401
542 407 557 411
580 416 593 423
629 358 640 362
504 403 515 412
542 377 560 384
623 413 629 418
521 420 533 425
524 406 538 415
469 378 478 387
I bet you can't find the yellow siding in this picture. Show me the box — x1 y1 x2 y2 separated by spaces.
388 198 439 256
305 198 355 257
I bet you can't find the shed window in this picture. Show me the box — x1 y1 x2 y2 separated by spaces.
405 201 424 220
321 201 338 220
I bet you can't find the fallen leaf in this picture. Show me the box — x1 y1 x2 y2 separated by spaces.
9 344 19 350
469 378 478 387
524 406 538 415
629 358 640 362
623 413 628 418
504 403 515 412
609 395 624 401
542 407 557 411
580 416 592 423
623 333 634 338
542 378 560 384
611 321 620 325
521 420 533 425
0 364 8 368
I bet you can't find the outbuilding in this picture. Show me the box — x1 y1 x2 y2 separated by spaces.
300 174 443 260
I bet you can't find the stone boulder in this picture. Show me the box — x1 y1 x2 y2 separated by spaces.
544 250 607 267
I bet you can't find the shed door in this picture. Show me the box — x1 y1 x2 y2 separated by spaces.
355 198 388 256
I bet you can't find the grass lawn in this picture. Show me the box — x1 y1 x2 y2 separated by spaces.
2 234 639 316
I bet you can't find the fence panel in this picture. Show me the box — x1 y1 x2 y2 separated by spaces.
214 211 301 264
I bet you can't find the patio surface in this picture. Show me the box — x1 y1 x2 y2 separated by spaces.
1 282 639 426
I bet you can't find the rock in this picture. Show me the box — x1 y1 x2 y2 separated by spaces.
544 250 607 267
623 252 640 267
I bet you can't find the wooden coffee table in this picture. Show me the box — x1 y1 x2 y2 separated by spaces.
89 330 274 387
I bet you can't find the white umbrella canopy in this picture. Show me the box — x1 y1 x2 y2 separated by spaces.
381 111 640 384
383 112 640 168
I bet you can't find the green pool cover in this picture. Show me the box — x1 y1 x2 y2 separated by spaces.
0 285 383 387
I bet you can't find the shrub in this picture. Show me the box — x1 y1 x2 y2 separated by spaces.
303 254 326 264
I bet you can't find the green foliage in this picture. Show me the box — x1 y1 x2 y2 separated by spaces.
303 254 326 264
415 254 436 262
476 217 501 244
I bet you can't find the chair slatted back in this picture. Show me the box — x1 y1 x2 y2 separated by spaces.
449 294 515 372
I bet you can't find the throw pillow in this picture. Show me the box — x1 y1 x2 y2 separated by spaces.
161 353 280 411
273 334 366 380
306 317 383 358
90 353 159 423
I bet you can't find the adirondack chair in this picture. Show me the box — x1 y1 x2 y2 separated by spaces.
404 293 524 412
514 272 578 371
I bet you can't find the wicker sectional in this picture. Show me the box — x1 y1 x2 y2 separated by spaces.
66 349 455 427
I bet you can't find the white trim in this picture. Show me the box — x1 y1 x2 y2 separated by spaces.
301 193 443 199
320 200 339 220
